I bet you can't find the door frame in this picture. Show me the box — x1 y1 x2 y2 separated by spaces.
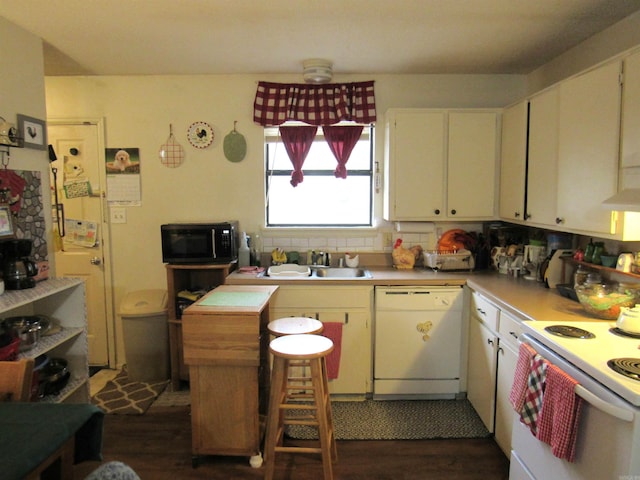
48 117 117 368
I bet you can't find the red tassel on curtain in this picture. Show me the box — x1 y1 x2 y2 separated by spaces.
279 126 317 187
322 125 364 179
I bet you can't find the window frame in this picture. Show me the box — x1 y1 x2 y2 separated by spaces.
264 124 374 228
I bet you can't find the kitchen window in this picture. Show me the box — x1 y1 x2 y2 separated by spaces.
265 124 374 227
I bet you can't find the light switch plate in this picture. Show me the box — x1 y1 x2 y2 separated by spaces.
110 207 126 224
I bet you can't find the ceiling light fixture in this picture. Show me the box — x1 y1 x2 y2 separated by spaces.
302 59 333 84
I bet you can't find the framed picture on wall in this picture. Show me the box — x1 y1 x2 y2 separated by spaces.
17 114 47 150
0 204 15 238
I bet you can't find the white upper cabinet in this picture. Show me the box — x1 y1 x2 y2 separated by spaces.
447 112 499 219
384 110 445 221
621 50 640 168
499 101 528 221
556 60 622 234
384 109 499 221
526 86 560 227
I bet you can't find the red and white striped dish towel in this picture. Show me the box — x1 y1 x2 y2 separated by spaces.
510 342 537 412
520 355 548 436
537 364 584 462
321 322 343 380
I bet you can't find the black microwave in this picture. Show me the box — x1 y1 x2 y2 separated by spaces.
161 222 239 264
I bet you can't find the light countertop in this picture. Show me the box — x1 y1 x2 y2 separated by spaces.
225 266 597 323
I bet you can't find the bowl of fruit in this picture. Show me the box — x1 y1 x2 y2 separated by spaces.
575 283 640 320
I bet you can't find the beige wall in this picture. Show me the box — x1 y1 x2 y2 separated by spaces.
44 73 525 282
0 17 52 257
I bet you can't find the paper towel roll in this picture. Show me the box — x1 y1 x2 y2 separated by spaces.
394 222 435 233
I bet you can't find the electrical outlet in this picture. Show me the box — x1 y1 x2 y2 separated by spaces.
110 207 126 224
383 232 393 247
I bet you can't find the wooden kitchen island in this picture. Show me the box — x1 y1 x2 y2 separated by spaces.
181 284 278 467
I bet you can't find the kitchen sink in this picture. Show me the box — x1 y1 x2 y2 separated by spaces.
313 267 371 278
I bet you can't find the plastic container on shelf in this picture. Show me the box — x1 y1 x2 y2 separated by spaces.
120 289 169 382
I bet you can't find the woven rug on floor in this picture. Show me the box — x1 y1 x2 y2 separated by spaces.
149 389 191 408
286 399 490 440
92 368 169 415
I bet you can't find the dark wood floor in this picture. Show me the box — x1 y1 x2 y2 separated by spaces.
74 406 510 479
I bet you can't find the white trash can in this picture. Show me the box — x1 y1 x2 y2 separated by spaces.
120 289 169 382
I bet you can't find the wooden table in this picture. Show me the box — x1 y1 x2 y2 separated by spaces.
0 402 103 480
182 285 278 467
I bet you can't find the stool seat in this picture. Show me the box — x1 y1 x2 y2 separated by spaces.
268 317 324 336
269 334 333 359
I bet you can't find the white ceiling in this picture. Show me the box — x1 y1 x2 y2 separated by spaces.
1 0 640 77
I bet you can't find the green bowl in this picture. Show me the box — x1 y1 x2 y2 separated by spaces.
600 255 618 268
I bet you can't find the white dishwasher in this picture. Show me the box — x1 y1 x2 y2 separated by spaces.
374 286 464 399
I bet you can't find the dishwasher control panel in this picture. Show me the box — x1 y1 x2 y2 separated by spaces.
375 286 463 311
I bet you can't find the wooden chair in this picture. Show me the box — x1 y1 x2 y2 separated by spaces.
0 358 35 402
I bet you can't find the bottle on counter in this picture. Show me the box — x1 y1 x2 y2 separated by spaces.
239 231 250 268
251 234 262 267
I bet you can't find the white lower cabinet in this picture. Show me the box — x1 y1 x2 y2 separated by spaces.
269 285 373 398
6 278 89 403
467 309 497 431
495 311 523 455
467 289 523 455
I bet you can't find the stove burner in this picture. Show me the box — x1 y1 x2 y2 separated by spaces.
609 327 640 339
544 325 596 339
608 358 640 381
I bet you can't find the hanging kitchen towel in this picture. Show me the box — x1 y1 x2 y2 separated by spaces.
536 364 584 462
510 342 537 412
321 322 343 380
520 355 548 436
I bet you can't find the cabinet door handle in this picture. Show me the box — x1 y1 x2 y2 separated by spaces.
555 217 564 225
344 312 349 324
450 209 457 215
476 307 486 316
434 208 441 215
514 211 520 218
487 338 494 345
510 331 518 339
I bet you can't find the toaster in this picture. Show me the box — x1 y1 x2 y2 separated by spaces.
423 249 475 271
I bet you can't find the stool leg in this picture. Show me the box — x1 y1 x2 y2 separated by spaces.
320 356 338 463
310 358 335 480
264 356 288 480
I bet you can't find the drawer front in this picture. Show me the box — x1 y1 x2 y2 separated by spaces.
498 310 524 349
470 291 499 331
271 286 372 309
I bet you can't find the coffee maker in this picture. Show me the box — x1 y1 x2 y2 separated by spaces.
0 239 38 290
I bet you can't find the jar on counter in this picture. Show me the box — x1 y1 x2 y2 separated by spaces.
573 265 588 289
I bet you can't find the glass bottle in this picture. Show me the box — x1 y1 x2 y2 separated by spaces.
583 238 595 263
591 242 605 265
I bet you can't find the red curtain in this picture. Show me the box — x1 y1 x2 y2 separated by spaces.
254 81 376 126
279 126 317 187
322 125 364 179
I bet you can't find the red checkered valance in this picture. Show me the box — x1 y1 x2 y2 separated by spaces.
253 80 376 127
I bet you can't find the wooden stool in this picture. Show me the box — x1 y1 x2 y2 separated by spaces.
267 317 324 336
264 334 337 480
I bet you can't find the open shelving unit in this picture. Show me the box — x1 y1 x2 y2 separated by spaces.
2 278 89 403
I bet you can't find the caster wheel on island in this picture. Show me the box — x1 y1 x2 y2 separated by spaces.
250 453 263 468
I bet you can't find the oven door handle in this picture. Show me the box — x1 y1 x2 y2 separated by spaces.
575 385 634 422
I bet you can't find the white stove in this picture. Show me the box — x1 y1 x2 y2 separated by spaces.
521 320 640 407
511 320 640 480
